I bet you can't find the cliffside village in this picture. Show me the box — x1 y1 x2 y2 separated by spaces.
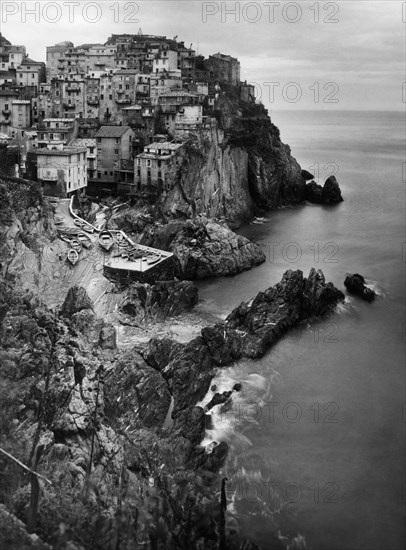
0 30 255 198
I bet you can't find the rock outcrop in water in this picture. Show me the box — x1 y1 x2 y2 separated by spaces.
305 175 343 204
141 215 266 279
344 273 376 302
144 268 345 452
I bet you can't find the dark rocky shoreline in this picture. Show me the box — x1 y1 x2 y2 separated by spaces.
0 110 346 549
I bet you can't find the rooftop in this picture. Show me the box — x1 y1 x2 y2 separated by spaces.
36 146 87 156
158 90 199 97
42 118 76 123
146 141 183 151
70 138 96 147
95 125 132 138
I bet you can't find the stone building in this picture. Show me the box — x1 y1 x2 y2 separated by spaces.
16 58 46 89
36 146 87 197
46 41 73 77
11 99 31 128
134 141 183 192
0 89 19 131
37 118 79 149
205 53 240 85
91 125 135 194
70 137 97 181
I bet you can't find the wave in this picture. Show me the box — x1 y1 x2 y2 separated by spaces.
251 216 271 225
364 278 386 297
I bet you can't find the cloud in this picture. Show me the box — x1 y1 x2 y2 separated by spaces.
1 0 403 110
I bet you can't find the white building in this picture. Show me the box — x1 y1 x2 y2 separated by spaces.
36 146 87 198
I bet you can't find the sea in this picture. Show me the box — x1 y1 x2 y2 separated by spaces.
195 110 406 550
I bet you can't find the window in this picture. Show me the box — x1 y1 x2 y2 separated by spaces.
114 149 118 154
125 84 129 90
115 138 119 144
109 95 112 100
97 172 101 179
89 147 94 153
4 104 8 110
97 137 101 143
100 94 104 99
146 159 151 167
136 159 141 166
50 133 54 139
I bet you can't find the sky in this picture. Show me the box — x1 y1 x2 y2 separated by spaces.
1 0 405 111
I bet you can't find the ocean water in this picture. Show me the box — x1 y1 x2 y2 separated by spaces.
196 111 405 550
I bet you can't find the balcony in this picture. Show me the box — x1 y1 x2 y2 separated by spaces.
1 109 10 116
87 97 99 106
63 103 76 109
1 119 11 125
116 97 131 104
66 86 80 92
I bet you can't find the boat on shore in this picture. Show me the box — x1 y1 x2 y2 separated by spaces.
82 224 95 234
70 239 82 253
77 233 92 249
74 218 84 228
67 249 79 265
98 230 114 251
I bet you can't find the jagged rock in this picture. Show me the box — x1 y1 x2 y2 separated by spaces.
194 441 229 472
322 175 343 203
301 268 346 317
143 336 184 371
305 181 324 203
344 273 376 302
61 286 94 318
227 269 344 356
0 504 52 550
305 176 343 205
204 391 233 412
161 268 344 447
70 309 116 350
167 336 215 413
108 209 153 233
104 349 171 429
201 324 244 366
172 406 206 446
119 280 198 324
168 216 265 279
301 169 315 181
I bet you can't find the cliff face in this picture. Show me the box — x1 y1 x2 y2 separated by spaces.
159 98 306 228
0 177 55 322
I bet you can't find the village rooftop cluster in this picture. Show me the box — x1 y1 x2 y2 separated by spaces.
0 30 255 198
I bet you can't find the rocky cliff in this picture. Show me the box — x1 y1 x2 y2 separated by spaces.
158 97 306 228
